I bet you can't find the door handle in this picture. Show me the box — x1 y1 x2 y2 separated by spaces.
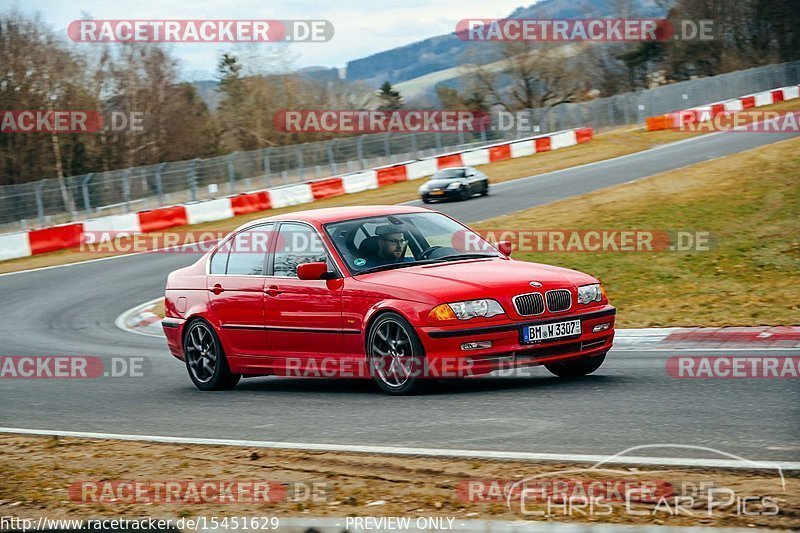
210 283 224 295
264 284 282 297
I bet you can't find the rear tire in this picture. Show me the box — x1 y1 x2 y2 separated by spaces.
184 319 241 391
367 312 431 395
545 353 606 378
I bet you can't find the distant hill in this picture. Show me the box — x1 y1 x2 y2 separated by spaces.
191 0 668 110
344 0 667 86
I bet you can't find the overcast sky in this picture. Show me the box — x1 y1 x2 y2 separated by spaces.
10 0 531 80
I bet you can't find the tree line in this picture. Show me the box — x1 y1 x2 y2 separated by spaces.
2 0 798 189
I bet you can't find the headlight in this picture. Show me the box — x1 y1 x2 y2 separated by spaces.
428 299 505 320
446 182 462 190
577 284 603 304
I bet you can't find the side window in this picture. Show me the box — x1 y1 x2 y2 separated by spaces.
274 223 329 278
209 238 231 274
225 225 274 276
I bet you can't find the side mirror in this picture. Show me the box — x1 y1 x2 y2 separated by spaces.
297 261 329 280
496 240 513 257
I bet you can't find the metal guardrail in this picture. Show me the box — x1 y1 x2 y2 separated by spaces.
1 60 798 233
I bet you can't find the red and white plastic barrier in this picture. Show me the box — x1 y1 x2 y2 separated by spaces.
646 84 800 131
0 127 594 262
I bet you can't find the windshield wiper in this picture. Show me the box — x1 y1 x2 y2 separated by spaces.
430 253 499 262
355 260 436 275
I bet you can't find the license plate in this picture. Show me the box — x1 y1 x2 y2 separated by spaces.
429 191 444 195
522 319 581 343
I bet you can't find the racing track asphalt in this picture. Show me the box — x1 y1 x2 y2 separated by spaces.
0 128 798 463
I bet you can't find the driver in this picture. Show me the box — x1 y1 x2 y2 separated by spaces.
371 225 412 266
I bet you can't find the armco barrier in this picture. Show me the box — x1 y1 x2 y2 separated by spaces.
268 183 314 209
342 170 378 193
462 148 490 167
231 191 271 215
310 177 346 200
646 84 800 131
0 232 32 261
488 144 511 162
376 164 408 186
185 198 235 225
138 206 188 232
28 223 84 255
406 159 438 180
509 139 535 158
0 127 594 262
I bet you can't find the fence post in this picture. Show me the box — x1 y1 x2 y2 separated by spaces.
327 140 337 175
410 132 418 157
81 173 93 212
357 136 366 169
189 160 198 202
155 163 165 203
227 153 236 194
435 131 442 152
263 148 272 188
35 181 46 226
384 134 391 159
122 169 131 213
296 145 304 180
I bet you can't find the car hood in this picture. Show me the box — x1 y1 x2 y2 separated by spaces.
421 179 463 189
354 258 598 303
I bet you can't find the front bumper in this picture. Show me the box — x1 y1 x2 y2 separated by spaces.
418 305 616 376
421 190 461 201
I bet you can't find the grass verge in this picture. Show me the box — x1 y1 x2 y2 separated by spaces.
474 137 800 327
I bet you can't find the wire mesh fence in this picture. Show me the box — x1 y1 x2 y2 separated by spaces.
2 60 798 233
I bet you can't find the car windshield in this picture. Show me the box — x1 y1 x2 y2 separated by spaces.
324 212 501 274
432 169 466 179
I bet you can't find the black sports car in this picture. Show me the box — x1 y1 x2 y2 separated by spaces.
418 167 490 203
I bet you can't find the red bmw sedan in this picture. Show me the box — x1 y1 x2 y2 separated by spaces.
163 206 615 394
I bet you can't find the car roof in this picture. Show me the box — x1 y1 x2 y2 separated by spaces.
237 204 433 229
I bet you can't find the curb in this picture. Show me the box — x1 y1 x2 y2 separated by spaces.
114 297 164 338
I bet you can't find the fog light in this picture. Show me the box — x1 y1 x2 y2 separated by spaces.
593 323 611 333
461 341 493 351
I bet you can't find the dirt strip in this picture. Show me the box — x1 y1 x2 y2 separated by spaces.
0 435 797 529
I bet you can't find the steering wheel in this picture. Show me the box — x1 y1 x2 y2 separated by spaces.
419 245 445 260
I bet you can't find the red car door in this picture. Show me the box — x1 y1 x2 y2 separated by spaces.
207 224 276 358
264 222 346 364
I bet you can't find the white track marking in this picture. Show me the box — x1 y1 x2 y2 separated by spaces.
0 427 797 470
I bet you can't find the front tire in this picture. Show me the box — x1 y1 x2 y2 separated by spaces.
367 312 430 395
459 186 470 201
480 182 490 196
184 320 241 391
545 353 606 378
